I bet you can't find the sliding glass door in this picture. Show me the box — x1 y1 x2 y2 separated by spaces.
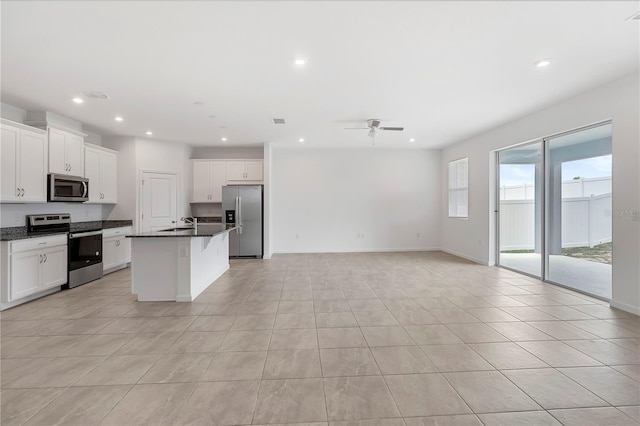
545 123 612 299
498 142 543 278
497 122 612 300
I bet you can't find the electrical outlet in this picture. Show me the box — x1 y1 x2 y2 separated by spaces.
416 233 420 239
84 211 89 218
15 214 21 224
296 234 299 240
179 246 188 257
361 233 365 239
478 239 482 246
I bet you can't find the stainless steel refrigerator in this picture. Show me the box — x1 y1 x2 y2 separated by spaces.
222 185 263 258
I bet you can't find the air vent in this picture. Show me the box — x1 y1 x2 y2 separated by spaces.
272 118 286 124
83 92 110 99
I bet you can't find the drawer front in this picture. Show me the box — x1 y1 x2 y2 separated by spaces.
102 226 132 239
10 234 67 253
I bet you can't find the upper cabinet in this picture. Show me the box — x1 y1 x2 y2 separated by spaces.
47 126 86 176
226 160 263 182
192 160 226 202
0 119 47 203
191 159 263 203
84 144 117 204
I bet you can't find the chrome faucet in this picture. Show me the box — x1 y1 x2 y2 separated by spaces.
181 217 197 228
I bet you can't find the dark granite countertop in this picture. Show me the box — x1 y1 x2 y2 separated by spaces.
0 228 67 241
195 216 222 223
102 220 133 229
127 224 238 238
1 219 134 241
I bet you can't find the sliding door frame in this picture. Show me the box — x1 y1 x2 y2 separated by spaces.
495 120 612 302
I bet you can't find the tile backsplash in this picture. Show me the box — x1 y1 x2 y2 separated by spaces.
0 203 103 227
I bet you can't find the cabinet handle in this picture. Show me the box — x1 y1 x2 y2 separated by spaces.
38 242 46 245
39 254 43 263
16 187 20 197
20 188 24 197
43 254 47 263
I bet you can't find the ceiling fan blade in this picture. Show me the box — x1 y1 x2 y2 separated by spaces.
344 127 370 130
379 127 404 131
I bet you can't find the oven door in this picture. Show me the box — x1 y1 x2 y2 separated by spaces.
68 231 103 271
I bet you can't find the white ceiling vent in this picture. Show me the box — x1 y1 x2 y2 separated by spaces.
272 118 286 124
83 92 110 99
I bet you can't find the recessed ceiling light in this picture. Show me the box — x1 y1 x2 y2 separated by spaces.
208 115 216 119
146 131 153 136
535 59 551 67
115 116 124 122
194 101 204 106
298 138 305 143
294 58 306 66
72 97 84 104
221 137 228 142
409 138 415 142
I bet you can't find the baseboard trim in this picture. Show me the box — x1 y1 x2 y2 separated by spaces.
272 247 441 254
440 248 489 265
1 287 60 311
609 299 640 316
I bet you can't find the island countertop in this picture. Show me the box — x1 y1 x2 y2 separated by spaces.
126 223 238 238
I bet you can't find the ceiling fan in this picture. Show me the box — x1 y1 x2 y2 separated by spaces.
344 119 404 137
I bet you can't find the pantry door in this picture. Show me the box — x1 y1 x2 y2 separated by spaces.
140 172 177 232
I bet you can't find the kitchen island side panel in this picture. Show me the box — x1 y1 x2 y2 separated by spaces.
131 238 179 301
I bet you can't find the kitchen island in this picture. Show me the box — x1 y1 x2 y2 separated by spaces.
127 224 237 302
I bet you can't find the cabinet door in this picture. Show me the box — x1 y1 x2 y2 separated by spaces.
84 147 101 203
1 126 19 201
226 161 246 181
245 161 263 181
117 236 131 265
10 250 41 301
48 128 67 174
100 151 117 203
192 161 211 202
41 245 67 289
19 130 47 202
102 237 118 271
66 134 85 176
209 161 226 202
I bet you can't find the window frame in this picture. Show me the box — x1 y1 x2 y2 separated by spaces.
448 157 469 219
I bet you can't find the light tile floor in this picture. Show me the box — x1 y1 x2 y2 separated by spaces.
2 251 639 425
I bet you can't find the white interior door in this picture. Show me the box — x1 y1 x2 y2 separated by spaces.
141 172 177 232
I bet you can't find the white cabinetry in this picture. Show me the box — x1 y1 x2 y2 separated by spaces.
85 144 117 204
47 126 86 176
226 160 263 182
103 226 132 273
1 234 67 307
0 119 47 203
192 160 226 202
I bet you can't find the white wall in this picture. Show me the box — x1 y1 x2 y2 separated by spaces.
0 203 102 227
1 103 27 122
272 148 441 253
135 138 192 228
101 137 192 230
191 147 264 159
102 136 137 223
440 73 640 314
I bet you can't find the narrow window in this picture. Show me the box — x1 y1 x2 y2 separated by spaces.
448 158 468 218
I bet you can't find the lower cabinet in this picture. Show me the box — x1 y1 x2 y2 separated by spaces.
1 234 68 305
103 226 132 273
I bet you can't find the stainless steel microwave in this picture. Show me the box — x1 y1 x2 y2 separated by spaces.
48 174 89 202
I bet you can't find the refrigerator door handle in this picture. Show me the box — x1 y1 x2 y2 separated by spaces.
237 196 243 234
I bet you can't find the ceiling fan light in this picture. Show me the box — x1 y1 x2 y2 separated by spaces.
368 129 376 138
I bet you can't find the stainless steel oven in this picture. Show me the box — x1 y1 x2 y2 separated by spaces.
48 174 89 202
67 230 103 288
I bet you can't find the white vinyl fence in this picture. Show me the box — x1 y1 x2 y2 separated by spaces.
500 192 612 251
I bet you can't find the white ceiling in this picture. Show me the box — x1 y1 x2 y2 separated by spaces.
1 1 638 149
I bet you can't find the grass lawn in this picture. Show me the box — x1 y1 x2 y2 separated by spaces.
501 242 612 265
